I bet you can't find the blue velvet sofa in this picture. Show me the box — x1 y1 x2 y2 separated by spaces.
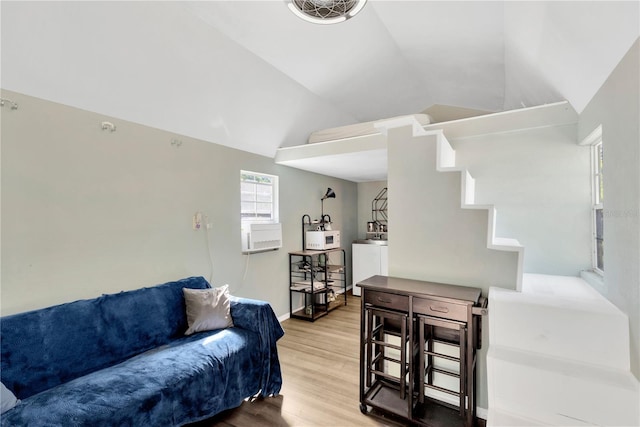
0 277 284 426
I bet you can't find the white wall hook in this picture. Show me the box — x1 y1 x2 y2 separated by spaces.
101 121 116 132
0 98 18 110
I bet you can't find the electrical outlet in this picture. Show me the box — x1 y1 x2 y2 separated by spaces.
193 212 202 230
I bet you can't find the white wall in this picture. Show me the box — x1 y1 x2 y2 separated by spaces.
453 124 592 276
578 39 640 378
0 90 358 318
0 1 358 158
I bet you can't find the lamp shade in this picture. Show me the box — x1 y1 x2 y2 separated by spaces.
322 188 336 200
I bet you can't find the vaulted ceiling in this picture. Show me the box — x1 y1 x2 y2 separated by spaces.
2 1 638 158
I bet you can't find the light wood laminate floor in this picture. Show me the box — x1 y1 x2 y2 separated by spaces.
192 292 403 427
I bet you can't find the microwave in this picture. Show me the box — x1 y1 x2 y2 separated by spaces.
305 230 341 250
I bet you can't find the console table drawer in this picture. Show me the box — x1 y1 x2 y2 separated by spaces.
413 297 468 322
365 291 409 312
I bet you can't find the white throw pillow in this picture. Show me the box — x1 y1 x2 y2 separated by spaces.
1 382 20 414
183 285 234 335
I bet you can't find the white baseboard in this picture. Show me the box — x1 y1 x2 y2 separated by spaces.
477 406 488 420
277 312 290 323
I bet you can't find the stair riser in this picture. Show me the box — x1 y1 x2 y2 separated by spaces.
487 356 640 427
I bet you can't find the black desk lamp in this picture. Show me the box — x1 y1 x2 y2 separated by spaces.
321 188 336 225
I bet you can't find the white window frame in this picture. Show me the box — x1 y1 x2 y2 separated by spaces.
240 170 279 225
582 125 603 274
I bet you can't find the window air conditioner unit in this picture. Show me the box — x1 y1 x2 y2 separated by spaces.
242 223 282 253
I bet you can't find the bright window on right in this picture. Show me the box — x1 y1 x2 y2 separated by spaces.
592 138 604 272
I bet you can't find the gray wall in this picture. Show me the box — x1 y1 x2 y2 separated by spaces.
387 127 520 290
453 124 592 276
0 90 358 318
387 126 520 410
578 39 640 378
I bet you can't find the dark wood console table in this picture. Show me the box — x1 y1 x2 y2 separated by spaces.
359 275 487 427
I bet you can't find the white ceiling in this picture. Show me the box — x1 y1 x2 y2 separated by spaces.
2 1 638 159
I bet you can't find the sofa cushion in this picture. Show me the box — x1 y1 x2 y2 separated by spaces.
0 382 20 414
0 277 210 400
183 285 234 335
0 328 262 426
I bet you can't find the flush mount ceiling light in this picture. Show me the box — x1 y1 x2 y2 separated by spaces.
286 0 368 25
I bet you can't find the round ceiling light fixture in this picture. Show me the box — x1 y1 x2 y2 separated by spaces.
286 0 368 25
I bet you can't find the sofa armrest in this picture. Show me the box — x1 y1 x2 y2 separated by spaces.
230 297 284 396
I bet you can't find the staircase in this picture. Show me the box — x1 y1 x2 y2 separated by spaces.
433 124 639 426
375 116 525 289
432 125 639 426
375 114 639 426
487 274 639 426
433 130 525 290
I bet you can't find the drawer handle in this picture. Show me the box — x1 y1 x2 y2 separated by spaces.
429 305 449 313
377 296 393 304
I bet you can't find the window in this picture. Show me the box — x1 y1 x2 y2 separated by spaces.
584 126 604 273
240 170 279 223
592 140 604 272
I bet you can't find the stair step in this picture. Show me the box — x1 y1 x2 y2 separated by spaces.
487 407 563 427
522 273 605 301
488 274 638 427
488 346 640 427
491 237 523 248
489 276 630 370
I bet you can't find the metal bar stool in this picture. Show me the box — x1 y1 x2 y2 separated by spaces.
417 314 468 416
365 305 410 399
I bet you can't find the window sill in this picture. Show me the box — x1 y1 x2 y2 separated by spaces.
580 269 605 293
